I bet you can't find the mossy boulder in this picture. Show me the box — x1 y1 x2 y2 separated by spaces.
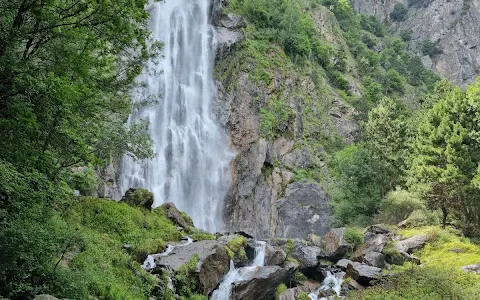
120 188 154 209
159 202 195 229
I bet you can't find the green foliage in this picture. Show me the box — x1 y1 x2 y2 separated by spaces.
331 145 395 226
360 15 387 37
275 283 287 299
399 29 412 42
298 292 311 300
408 79 480 235
421 39 443 57
191 232 216 241
292 271 308 282
344 227 364 251
390 4 408 21
227 236 248 253
376 189 425 224
350 266 474 299
405 209 440 227
175 254 200 298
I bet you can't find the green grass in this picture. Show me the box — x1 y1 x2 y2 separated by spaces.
49 197 185 299
275 283 287 299
352 226 480 299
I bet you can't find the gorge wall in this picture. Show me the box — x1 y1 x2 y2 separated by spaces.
353 0 480 87
212 0 358 239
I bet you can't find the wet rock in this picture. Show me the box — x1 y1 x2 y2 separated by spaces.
275 181 332 239
395 235 428 254
346 262 382 286
212 0 246 59
120 188 154 209
278 280 318 300
153 240 229 295
461 264 480 275
321 228 352 261
232 266 290 300
159 202 194 229
341 279 364 292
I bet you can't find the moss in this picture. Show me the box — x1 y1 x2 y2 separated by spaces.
292 271 308 282
383 243 405 266
344 227 364 251
191 232 215 241
275 283 287 299
224 246 234 259
298 292 310 300
227 236 248 253
180 211 194 226
286 239 295 256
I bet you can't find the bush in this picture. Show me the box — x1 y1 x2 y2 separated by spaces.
376 189 425 224
406 209 439 227
344 227 364 251
390 3 408 21
421 39 442 57
328 70 350 91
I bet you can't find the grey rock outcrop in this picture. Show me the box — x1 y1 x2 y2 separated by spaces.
265 244 287 266
346 262 382 286
395 234 428 254
461 264 480 275
232 266 290 300
353 0 480 87
212 0 246 60
153 240 229 295
278 280 319 300
159 202 194 229
291 244 323 269
275 181 332 239
120 188 154 209
321 228 352 261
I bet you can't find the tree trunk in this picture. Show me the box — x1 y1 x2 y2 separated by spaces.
441 206 448 229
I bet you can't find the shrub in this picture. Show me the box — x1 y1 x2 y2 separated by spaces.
390 3 408 21
406 209 440 227
421 39 442 57
344 227 364 251
376 189 425 224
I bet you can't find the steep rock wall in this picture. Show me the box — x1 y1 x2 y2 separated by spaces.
212 1 357 239
353 0 480 87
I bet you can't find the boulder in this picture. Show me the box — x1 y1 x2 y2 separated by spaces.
335 258 353 269
341 279 364 293
278 280 319 300
153 240 229 295
363 252 386 268
461 264 480 275
352 234 387 267
159 202 194 229
321 228 351 261
275 181 332 239
366 224 391 235
291 244 322 269
346 262 382 286
265 244 287 266
34 296 59 300
395 235 428 254
232 266 290 300
120 188 154 209
212 0 246 59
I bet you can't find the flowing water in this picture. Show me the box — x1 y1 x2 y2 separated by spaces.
141 237 193 270
120 0 232 233
308 271 345 300
211 241 267 300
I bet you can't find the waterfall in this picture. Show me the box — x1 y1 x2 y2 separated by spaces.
211 241 267 300
308 271 344 300
120 0 232 233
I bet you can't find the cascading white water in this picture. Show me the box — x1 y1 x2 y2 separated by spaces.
121 0 232 232
211 241 267 300
308 271 344 300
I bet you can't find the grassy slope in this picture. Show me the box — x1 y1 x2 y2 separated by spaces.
49 197 183 299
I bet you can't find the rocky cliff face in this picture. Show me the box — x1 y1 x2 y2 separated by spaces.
212 1 357 239
353 0 480 87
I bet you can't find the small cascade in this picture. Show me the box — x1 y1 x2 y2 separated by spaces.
211 241 267 300
141 237 193 270
308 271 345 300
